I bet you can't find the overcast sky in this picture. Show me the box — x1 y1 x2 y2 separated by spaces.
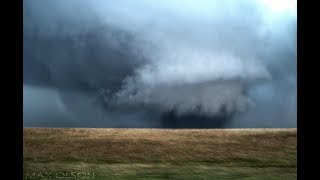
23 0 296 128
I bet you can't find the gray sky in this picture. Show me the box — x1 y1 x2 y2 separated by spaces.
23 0 296 128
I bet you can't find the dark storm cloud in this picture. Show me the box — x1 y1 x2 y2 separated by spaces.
23 0 296 128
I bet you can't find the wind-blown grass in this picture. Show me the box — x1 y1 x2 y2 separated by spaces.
24 128 296 179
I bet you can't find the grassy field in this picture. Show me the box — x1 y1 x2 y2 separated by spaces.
23 128 296 179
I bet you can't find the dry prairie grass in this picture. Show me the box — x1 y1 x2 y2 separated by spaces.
23 128 296 179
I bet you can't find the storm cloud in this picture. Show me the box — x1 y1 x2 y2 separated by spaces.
23 0 296 128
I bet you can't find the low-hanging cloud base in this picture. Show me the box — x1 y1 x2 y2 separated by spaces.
23 0 296 128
